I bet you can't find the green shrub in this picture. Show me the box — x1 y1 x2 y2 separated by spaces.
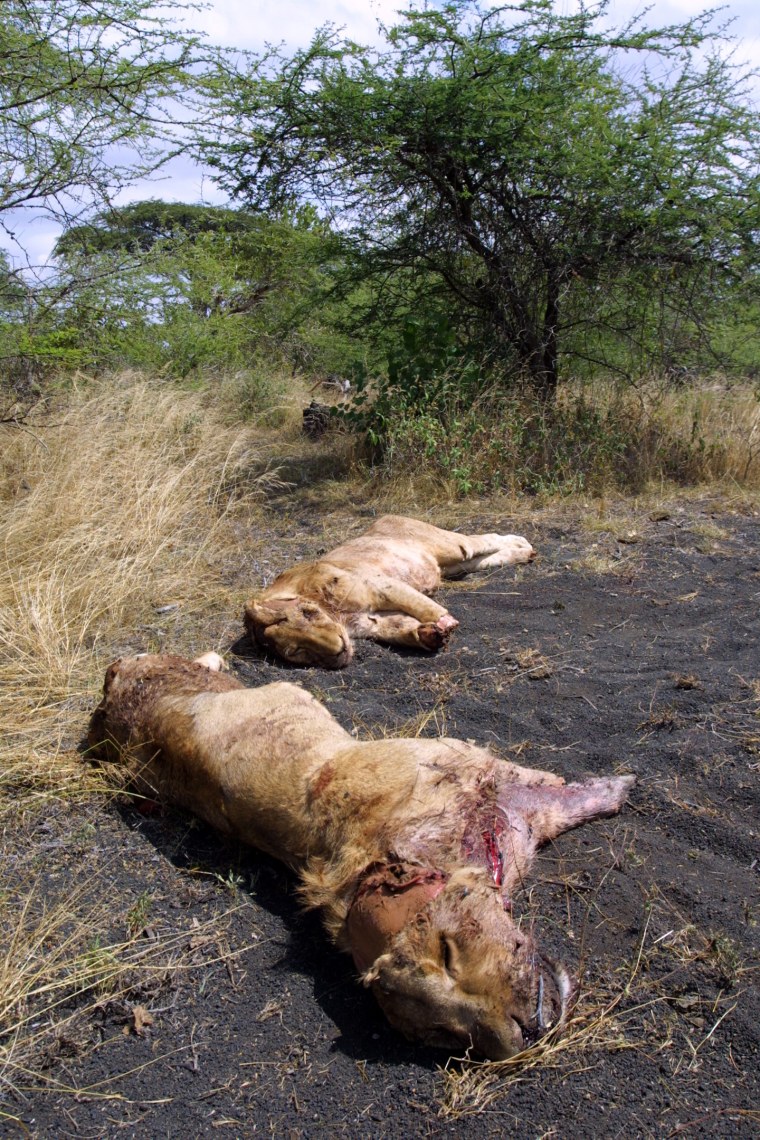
364 382 739 497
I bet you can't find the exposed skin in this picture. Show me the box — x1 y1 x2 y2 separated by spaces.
87 652 635 1060
244 514 536 668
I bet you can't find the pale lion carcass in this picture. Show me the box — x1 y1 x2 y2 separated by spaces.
244 514 536 668
88 652 635 1060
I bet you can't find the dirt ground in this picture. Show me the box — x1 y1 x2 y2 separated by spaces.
4 495 760 1137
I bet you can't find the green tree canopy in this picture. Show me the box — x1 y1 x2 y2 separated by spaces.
50 200 357 376
54 200 265 257
0 1 202 229
199 0 760 397
53 199 334 318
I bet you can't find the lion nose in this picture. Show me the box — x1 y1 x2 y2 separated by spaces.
471 1017 524 1060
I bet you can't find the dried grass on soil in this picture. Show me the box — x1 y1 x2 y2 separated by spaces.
0 374 280 803
0 374 278 1097
440 865 757 1122
2 369 758 1120
0 879 252 1109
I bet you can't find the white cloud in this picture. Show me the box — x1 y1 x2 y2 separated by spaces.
1 214 62 275
116 156 227 209
195 0 408 51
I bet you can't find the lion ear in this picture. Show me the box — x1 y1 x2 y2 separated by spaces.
103 658 123 694
361 953 394 986
244 598 292 632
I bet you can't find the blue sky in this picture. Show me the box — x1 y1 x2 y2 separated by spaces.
4 0 759 270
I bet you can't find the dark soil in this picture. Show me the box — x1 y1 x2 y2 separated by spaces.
4 497 760 1137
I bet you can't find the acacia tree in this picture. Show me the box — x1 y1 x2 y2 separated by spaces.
200 0 760 399
50 201 353 375
0 2 210 387
0 1 202 231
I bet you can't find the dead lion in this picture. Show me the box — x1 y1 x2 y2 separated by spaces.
244 514 535 668
88 651 635 1060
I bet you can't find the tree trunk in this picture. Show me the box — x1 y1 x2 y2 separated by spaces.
535 278 560 402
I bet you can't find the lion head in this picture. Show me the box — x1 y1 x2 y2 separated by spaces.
349 867 571 1060
244 596 353 669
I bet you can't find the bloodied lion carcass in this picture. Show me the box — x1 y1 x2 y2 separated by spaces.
88 652 634 1058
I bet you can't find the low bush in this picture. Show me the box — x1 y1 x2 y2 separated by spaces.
360 377 760 498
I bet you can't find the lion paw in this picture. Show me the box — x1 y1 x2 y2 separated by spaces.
418 615 459 650
193 651 226 672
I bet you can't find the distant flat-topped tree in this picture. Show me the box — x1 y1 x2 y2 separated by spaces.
50 200 345 376
53 202 265 258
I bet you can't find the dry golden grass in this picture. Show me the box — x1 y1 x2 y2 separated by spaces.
0 373 283 811
0 372 284 1095
651 380 760 485
565 376 760 486
345 703 451 742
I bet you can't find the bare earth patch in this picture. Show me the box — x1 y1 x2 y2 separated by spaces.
3 495 759 1137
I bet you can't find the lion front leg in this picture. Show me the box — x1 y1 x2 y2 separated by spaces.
367 578 459 651
368 577 453 624
350 611 459 651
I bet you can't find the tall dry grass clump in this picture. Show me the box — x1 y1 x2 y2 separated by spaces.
0 372 272 811
0 373 280 1103
646 379 760 485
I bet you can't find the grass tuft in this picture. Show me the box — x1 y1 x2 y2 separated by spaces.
0 373 276 1091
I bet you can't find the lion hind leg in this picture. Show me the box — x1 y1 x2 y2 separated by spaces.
442 534 536 577
437 741 565 787
497 761 565 788
501 776 635 845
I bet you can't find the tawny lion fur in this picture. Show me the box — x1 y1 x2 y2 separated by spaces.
88 652 634 1059
244 515 536 668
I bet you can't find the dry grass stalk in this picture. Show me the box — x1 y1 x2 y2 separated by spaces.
0 875 255 1101
0 373 276 1098
0 374 275 813
438 987 646 1118
347 703 449 742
